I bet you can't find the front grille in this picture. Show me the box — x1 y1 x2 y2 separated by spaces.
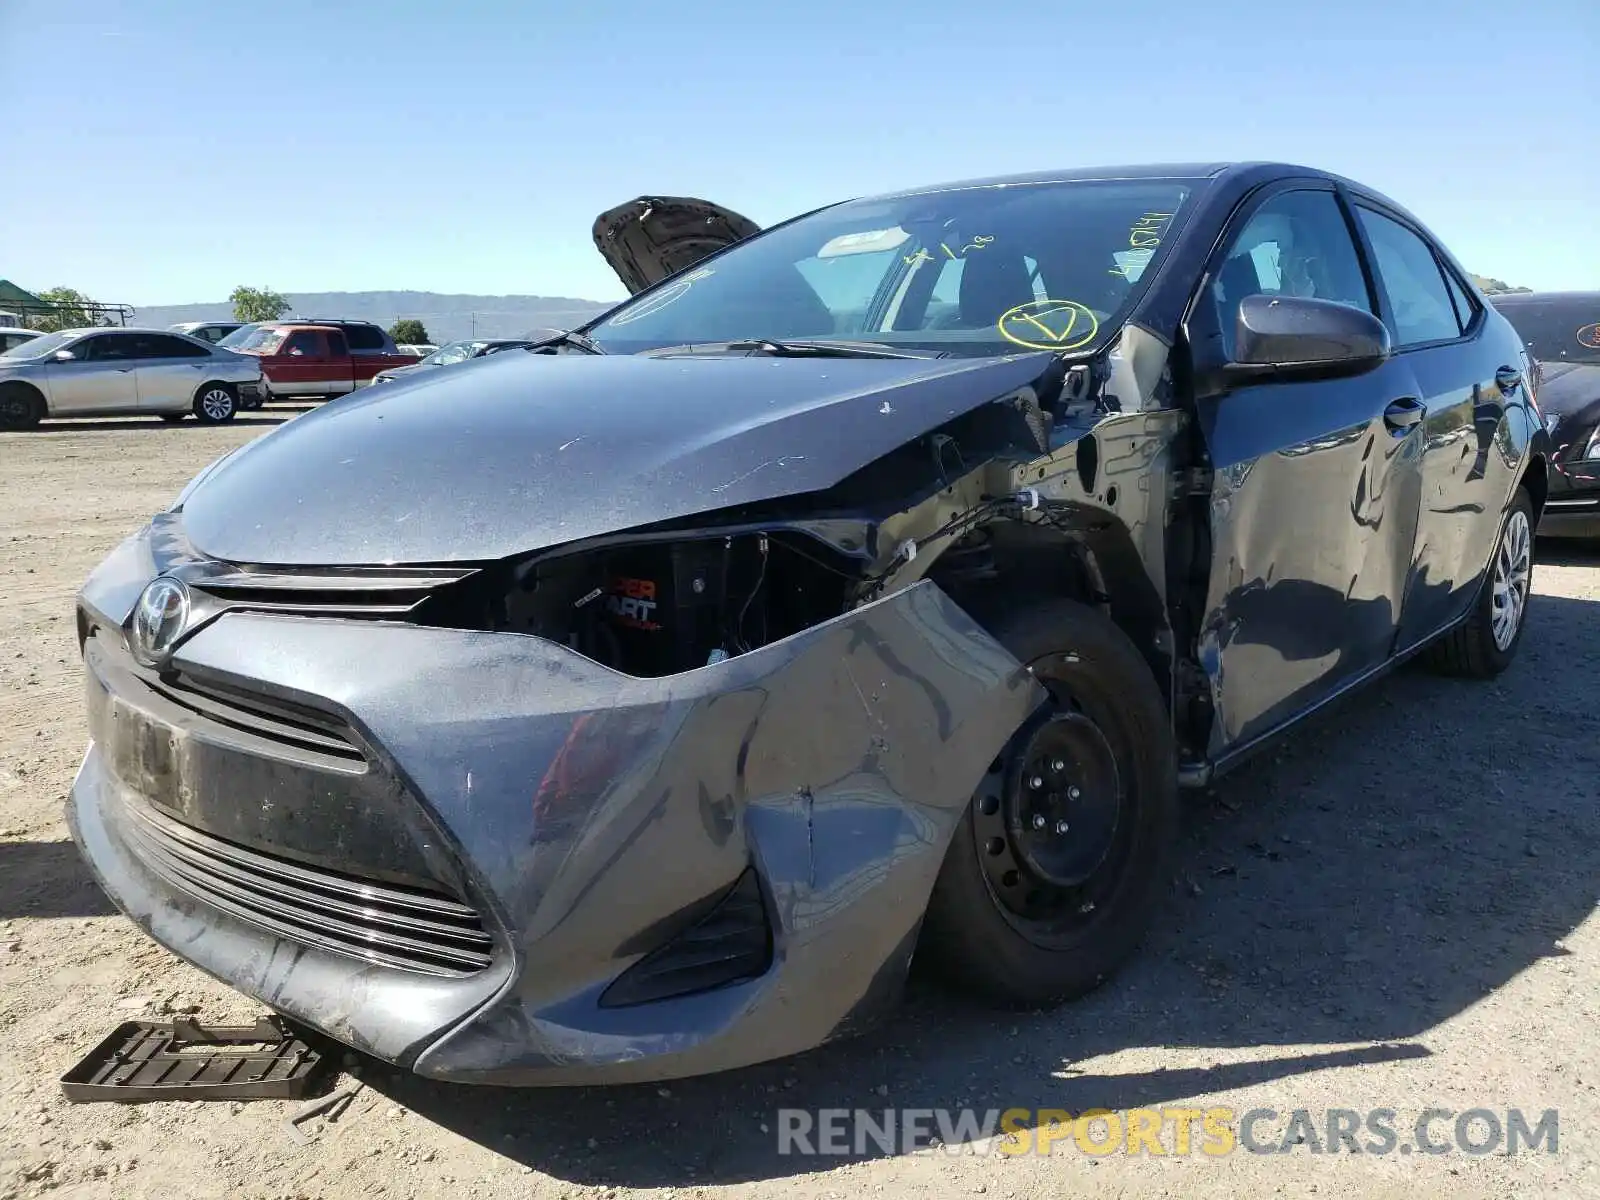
137 667 366 766
191 566 479 620
124 806 494 978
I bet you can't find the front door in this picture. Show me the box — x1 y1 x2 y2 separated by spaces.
270 330 353 396
47 332 143 414
1186 182 1426 755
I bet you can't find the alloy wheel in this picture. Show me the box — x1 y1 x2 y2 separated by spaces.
199 388 234 421
1491 509 1531 651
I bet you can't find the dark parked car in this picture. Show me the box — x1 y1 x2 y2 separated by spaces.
370 338 539 385
70 162 1548 1086
1490 291 1600 537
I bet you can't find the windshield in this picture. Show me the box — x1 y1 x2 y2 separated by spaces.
1495 298 1600 366
233 327 288 354
422 340 486 366
0 330 75 359
588 180 1195 357
216 323 262 349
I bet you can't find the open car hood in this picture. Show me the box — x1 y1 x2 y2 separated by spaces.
592 196 761 294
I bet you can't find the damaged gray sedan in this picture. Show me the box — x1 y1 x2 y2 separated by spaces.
70 162 1548 1085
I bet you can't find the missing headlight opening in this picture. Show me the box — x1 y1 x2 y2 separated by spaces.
502 531 860 677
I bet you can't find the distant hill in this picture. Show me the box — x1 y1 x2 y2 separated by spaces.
1470 274 1532 296
131 291 613 344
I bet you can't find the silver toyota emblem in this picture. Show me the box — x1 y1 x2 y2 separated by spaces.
130 576 191 666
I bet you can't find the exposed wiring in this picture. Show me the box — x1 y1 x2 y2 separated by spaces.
733 533 769 652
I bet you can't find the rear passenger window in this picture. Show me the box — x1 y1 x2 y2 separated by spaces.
1355 207 1462 347
344 325 385 351
1443 269 1477 332
145 334 209 358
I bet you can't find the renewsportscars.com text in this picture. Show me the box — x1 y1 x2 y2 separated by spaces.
776 1106 1559 1158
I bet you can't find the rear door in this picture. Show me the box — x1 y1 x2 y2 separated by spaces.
1186 181 1426 754
342 324 398 388
47 332 143 413
1351 204 1525 652
132 333 213 410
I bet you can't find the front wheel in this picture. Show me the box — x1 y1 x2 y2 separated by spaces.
192 383 237 424
1425 487 1535 678
920 598 1179 1007
0 382 44 430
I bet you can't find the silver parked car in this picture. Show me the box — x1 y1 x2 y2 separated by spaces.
0 327 266 429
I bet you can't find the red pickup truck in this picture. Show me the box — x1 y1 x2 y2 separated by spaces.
231 321 419 400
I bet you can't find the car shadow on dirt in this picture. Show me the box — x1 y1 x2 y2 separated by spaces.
18 413 298 433
0 840 117 919
352 588 1599 1189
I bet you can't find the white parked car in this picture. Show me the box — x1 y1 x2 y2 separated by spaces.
0 327 266 429
0 327 41 354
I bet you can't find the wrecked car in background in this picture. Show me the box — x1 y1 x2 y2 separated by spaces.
69 162 1548 1085
1489 290 1600 538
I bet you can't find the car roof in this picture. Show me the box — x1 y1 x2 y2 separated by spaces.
55 326 208 337
257 322 342 332
1489 291 1600 305
859 160 1407 208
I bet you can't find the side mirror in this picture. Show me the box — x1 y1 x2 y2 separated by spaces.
53 349 76 362
1227 294 1390 381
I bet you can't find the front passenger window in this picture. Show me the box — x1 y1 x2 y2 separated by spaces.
1354 207 1462 347
1212 189 1373 360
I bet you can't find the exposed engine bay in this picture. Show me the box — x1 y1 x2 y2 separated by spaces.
500 531 859 677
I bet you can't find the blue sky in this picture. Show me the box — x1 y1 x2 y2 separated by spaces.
2 0 1594 306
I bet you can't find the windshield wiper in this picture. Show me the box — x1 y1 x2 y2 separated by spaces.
646 338 945 360
535 329 606 355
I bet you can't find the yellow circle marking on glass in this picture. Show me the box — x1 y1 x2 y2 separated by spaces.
996 299 1100 351
1576 323 1600 350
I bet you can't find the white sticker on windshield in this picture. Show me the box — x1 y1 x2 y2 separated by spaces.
817 228 910 258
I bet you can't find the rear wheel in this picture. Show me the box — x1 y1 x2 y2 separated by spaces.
192 383 237 424
1425 487 1535 678
0 382 44 430
920 598 1179 1006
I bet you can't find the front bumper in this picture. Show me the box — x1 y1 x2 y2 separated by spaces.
69 532 1043 1085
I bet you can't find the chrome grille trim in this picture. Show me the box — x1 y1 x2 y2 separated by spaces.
125 806 493 978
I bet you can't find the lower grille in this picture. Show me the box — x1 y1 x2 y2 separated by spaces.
124 806 493 978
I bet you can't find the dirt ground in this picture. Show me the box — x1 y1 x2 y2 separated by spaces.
1 408 1596 1200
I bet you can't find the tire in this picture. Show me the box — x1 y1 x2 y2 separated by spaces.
0 382 45 430
1425 487 1535 678
158 414 187 424
920 598 1180 1007
192 383 238 424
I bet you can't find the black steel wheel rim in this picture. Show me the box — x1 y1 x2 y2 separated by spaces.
971 653 1140 945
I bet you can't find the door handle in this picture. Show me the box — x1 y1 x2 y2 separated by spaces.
1383 396 1426 434
1495 365 1522 394
114 367 133 373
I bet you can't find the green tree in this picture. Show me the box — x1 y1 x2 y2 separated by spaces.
390 318 431 345
230 285 291 322
29 287 96 332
